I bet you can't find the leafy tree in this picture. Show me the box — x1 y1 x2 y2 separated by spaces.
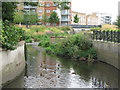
14 11 24 25
49 12 59 25
24 2 38 6
57 2 70 10
2 2 17 23
23 12 38 28
42 13 48 25
116 16 120 29
74 14 79 23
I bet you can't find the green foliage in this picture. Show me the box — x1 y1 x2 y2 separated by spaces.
116 16 120 29
23 12 38 25
14 11 24 24
1 20 25 50
59 26 71 31
42 13 49 24
44 33 96 60
90 27 101 31
49 12 59 25
24 2 38 6
2 2 17 22
58 2 70 10
74 14 79 23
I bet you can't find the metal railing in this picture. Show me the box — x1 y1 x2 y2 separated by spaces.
92 30 120 43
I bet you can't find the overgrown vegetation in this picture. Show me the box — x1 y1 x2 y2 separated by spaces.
115 16 120 29
1 20 25 50
38 33 97 60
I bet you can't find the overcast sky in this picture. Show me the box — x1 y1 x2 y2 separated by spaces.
71 0 120 22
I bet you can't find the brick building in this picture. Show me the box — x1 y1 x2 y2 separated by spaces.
17 0 72 26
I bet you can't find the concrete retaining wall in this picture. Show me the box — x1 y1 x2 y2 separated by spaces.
0 41 25 87
93 41 120 70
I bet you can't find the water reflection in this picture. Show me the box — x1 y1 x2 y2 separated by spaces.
3 44 120 88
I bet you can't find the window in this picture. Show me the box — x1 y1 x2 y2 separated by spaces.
39 3 43 7
46 10 50 13
38 16 42 19
46 4 50 7
53 3 57 6
53 10 57 12
47 16 50 19
46 23 50 25
38 10 42 13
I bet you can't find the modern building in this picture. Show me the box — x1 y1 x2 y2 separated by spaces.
72 11 99 25
118 1 120 16
72 11 86 25
97 13 112 25
86 13 99 25
60 2 72 26
17 0 72 26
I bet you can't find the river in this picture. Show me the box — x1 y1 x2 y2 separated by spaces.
2 44 120 88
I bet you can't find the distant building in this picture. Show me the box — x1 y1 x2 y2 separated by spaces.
97 13 112 25
72 11 86 25
118 1 120 16
72 11 99 25
86 13 99 25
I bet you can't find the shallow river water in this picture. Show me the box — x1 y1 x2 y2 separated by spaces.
3 44 120 88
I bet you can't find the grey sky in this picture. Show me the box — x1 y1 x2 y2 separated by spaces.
71 0 120 22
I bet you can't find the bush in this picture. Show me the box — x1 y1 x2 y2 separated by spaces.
2 20 25 50
90 27 101 31
43 33 96 60
59 26 71 31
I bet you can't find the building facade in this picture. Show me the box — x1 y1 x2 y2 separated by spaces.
86 13 98 25
72 11 99 25
72 11 86 25
17 0 72 26
72 11 112 25
97 13 112 25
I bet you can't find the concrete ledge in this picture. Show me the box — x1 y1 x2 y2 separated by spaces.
93 40 120 70
0 41 25 87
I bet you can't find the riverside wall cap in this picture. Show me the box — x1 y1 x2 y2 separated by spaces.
0 41 25 51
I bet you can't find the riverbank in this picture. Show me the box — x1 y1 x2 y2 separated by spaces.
0 41 25 87
93 40 120 70
3 44 119 88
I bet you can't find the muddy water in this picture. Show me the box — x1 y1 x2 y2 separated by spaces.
3 44 120 88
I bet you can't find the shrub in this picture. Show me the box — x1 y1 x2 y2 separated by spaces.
2 20 25 50
59 26 71 31
45 33 96 60
90 27 101 31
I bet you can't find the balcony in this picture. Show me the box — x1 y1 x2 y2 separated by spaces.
61 12 70 15
61 0 71 2
61 18 71 22
24 6 37 9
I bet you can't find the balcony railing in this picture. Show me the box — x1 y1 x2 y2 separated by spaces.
61 19 71 22
24 6 37 9
61 12 70 15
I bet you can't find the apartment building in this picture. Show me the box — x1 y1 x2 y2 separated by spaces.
86 13 99 25
61 2 72 26
72 11 99 25
17 0 72 26
72 11 86 25
72 11 112 25
37 1 58 25
97 13 112 25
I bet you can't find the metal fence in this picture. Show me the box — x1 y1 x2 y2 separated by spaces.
92 30 120 43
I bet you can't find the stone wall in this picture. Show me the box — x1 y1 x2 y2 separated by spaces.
0 41 25 87
93 41 120 70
